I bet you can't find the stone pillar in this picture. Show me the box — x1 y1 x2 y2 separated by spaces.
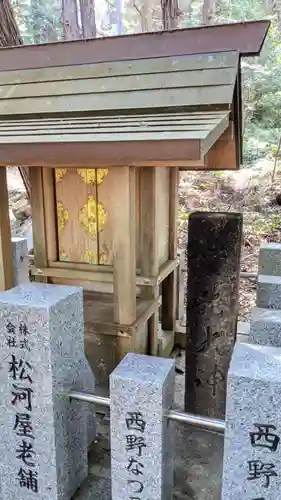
222 341 281 500
12 237 29 285
256 242 281 309
251 243 281 348
249 307 281 347
0 283 95 500
257 275 281 309
185 212 242 418
258 242 281 276
110 353 175 500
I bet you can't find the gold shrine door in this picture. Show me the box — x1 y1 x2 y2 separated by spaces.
55 167 170 271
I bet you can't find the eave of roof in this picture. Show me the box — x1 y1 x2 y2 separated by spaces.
0 111 229 167
0 20 270 72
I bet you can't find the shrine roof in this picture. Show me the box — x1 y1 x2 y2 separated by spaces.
0 51 238 116
0 20 269 168
0 111 230 167
0 20 270 71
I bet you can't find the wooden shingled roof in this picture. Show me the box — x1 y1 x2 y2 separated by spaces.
0 20 270 168
0 51 237 167
0 52 238 115
0 111 230 166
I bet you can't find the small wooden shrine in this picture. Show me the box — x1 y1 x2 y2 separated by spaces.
0 20 269 383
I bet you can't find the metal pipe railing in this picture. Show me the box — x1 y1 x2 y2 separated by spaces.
240 271 257 279
69 391 225 434
167 409 225 433
69 391 110 407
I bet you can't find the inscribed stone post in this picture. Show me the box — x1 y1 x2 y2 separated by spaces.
258 243 281 276
0 283 93 500
110 353 175 500
222 342 281 500
185 211 242 418
12 237 29 285
249 307 281 347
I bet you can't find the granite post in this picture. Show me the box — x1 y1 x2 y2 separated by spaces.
0 283 95 500
256 242 281 310
185 212 243 418
110 353 175 500
12 237 29 285
256 275 281 310
250 241 281 345
249 307 281 347
258 242 281 276
222 341 281 500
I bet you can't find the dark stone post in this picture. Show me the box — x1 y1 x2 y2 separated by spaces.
185 212 243 418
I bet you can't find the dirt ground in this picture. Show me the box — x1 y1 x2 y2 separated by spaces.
178 159 281 321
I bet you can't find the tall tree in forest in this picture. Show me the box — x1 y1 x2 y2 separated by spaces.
202 0 216 25
61 0 80 39
116 0 124 34
0 0 22 45
0 0 30 198
103 0 123 36
161 0 181 29
80 0 96 37
132 0 153 32
61 0 97 40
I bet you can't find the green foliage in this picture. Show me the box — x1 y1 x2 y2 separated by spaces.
180 212 190 221
243 122 281 163
242 23 281 164
12 0 62 44
217 0 265 22
252 213 281 234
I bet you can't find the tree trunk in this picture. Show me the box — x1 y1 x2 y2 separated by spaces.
202 0 216 25
61 0 80 40
140 0 153 32
0 0 31 199
116 0 123 35
161 0 181 30
79 0 96 38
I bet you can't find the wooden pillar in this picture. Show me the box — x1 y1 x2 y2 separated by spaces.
30 167 48 282
162 167 179 331
42 168 58 264
140 167 160 355
185 212 242 418
111 166 136 325
0 167 14 290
